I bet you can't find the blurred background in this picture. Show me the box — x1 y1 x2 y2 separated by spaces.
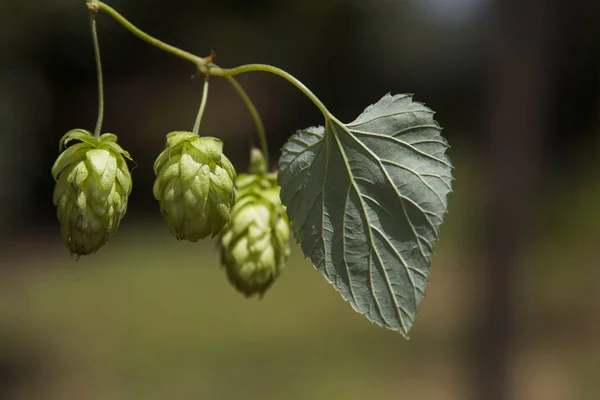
1 0 599 399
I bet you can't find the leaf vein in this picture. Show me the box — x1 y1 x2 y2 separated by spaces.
342 185 359 308
280 136 324 172
381 159 447 209
347 109 434 127
346 137 439 235
421 173 453 191
350 129 452 168
371 225 421 303
360 194 392 217
331 125 404 332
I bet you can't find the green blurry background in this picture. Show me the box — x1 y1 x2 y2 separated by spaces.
1 0 599 399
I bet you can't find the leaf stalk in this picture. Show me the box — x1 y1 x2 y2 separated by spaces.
208 63 330 120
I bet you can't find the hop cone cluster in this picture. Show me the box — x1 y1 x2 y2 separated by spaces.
153 132 237 241
52 129 133 256
220 149 291 297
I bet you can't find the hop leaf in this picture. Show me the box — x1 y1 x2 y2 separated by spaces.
219 149 291 297
153 132 237 241
278 94 453 337
51 129 133 256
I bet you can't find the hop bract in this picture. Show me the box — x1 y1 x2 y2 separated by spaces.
153 132 236 241
220 149 291 297
52 129 133 256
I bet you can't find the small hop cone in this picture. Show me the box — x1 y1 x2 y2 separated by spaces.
51 129 133 256
220 149 291 297
153 132 237 241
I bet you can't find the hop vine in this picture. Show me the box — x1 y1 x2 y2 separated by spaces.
50 0 453 337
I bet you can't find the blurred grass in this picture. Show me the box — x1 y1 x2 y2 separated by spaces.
1 153 599 399
0 223 467 400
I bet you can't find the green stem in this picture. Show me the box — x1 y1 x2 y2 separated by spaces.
89 11 104 138
193 74 210 134
87 1 206 68
209 64 330 119
86 0 332 141
224 76 269 163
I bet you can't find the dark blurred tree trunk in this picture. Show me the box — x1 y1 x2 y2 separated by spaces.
477 0 555 399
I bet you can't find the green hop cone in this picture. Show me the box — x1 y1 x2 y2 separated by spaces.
220 149 291 297
153 132 237 241
51 129 133 256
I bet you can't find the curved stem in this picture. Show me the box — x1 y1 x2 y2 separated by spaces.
87 1 205 68
89 11 104 138
209 64 330 119
86 1 332 144
193 74 210 134
224 76 269 163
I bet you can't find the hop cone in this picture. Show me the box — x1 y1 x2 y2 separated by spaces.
51 129 133 256
220 149 291 297
153 132 236 241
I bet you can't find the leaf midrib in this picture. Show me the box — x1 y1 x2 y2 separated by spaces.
332 117 447 328
343 123 440 243
328 120 407 333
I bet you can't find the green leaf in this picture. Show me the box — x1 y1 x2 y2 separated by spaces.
278 93 453 337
